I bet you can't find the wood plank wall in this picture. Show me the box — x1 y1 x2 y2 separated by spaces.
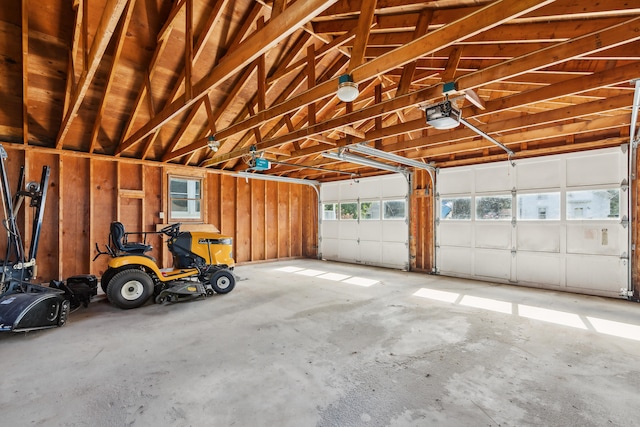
0 146 318 283
410 169 434 273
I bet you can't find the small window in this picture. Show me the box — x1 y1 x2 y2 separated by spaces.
322 203 337 220
476 195 512 220
340 202 358 220
360 201 380 220
169 176 202 221
567 189 619 220
383 199 406 220
517 192 560 220
441 197 471 220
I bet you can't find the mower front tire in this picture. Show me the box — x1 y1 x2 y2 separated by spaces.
106 269 154 309
210 269 235 294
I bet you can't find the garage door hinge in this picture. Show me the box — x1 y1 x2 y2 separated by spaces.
620 288 634 298
620 252 628 260
511 249 517 256
620 178 629 192
620 215 629 228
511 217 517 227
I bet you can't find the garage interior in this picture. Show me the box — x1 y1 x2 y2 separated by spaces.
1 0 640 425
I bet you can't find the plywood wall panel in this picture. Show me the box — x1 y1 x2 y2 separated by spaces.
301 187 317 258
265 181 278 259
60 156 90 279
277 182 290 258
235 176 251 263
90 159 116 276
143 165 163 262
251 180 266 261
290 185 301 257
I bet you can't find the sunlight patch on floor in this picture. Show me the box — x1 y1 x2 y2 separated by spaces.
274 266 379 287
413 287 640 341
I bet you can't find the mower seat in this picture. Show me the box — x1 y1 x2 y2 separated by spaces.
110 221 152 255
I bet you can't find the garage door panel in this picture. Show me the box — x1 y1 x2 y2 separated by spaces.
321 238 339 259
360 242 382 265
566 255 623 293
516 159 562 189
474 249 511 280
338 221 358 239
439 222 472 246
359 221 382 239
381 175 408 198
382 221 408 242
474 165 513 192
517 223 561 252
357 177 382 199
338 240 359 262
438 169 473 194
475 223 511 249
436 147 628 298
566 224 621 256
382 242 407 269
516 252 562 286
566 151 621 187
321 221 340 239
438 246 473 276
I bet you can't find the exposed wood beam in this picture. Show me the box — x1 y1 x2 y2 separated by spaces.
396 10 433 96
194 0 554 164
117 0 339 156
21 0 28 145
456 16 640 91
184 0 193 101
56 0 129 149
89 0 137 153
347 0 377 73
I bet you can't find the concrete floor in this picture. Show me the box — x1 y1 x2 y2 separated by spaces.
1 259 640 426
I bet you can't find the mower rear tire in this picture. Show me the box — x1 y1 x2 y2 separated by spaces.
210 269 235 294
107 269 154 309
100 268 118 293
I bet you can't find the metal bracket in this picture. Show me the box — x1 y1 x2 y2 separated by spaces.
621 215 629 229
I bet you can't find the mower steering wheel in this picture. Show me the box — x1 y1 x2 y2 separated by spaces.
160 222 181 237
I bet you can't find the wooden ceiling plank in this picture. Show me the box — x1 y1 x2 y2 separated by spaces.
56 0 130 149
347 0 378 72
119 0 338 156
89 0 137 154
157 0 186 42
21 0 28 145
201 0 554 163
456 16 640 91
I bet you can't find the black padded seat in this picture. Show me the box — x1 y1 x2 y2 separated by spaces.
110 221 152 255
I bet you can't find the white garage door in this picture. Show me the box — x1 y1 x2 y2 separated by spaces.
320 174 409 270
436 146 629 298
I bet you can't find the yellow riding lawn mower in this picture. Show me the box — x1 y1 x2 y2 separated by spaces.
96 222 236 309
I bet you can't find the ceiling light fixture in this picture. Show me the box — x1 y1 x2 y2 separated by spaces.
337 74 359 103
207 135 220 152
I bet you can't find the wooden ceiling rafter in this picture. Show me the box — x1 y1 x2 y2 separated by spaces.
88 0 137 154
117 0 339 156
196 0 554 166
55 0 130 149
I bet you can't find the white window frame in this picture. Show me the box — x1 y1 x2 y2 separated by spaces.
169 176 203 221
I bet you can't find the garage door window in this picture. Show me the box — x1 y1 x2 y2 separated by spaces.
360 201 380 220
441 197 471 220
567 189 619 220
323 203 337 220
476 195 511 220
383 199 406 220
340 202 358 220
517 192 560 220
